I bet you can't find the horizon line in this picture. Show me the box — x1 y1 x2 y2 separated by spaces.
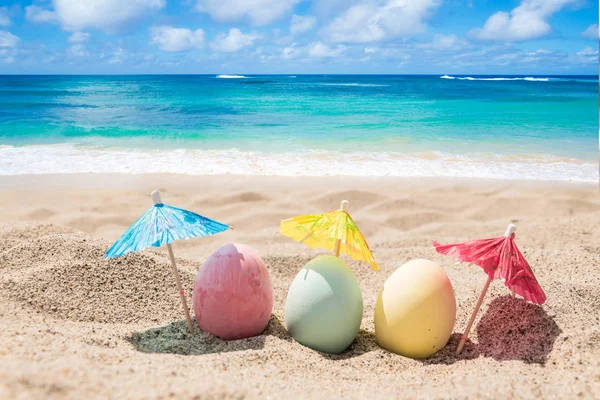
0 73 597 77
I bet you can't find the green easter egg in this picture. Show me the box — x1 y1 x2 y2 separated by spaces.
285 255 363 354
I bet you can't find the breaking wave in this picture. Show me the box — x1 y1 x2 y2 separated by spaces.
0 144 595 182
441 75 550 82
440 75 598 82
216 75 247 79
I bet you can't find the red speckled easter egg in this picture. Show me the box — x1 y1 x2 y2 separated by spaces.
192 244 273 340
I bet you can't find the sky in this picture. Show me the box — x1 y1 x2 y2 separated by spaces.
0 0 597 74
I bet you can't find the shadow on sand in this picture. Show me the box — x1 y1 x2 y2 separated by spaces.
420 333 480 365
475 295 561 365
129 314 290 356
319 329 380 360
425 296 560 365
130 295 560 364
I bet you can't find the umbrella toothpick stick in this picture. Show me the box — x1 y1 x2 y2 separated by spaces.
166 243 195 333
153 191 195 333
456 223 517 355
334 200 349 257
456 275 492 355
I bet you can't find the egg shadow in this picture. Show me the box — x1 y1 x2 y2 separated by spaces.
319 329 380 360
128 314 289 355
419 333 479 365
475 295 561 365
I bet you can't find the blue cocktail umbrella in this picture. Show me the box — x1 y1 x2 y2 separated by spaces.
106 190 230 332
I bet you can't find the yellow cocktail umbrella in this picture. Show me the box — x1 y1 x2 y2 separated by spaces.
280 200 378 270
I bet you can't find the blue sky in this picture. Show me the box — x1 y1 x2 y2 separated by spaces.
0 0 597 74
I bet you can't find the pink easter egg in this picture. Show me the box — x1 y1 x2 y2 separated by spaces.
192 243 273 340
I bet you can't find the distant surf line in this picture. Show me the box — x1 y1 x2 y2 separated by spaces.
440 75 597 82
216 75 247 79
441 75 549 82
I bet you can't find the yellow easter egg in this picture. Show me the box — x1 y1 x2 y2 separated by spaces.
374 259 456 359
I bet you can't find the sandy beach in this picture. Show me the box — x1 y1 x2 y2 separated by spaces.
0 174 598 399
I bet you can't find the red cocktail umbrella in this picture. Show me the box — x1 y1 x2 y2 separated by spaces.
433 224 546 354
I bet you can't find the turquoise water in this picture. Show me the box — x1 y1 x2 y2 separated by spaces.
0 74 597 180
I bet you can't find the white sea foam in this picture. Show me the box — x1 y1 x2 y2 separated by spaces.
441 75 550 82
0 144 596 182
216 75 247 79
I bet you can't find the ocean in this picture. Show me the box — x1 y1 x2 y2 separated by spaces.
0 74 597 181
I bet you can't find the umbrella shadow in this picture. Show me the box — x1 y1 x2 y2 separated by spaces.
425 296 560 365
319 329 380 360
475 295 561 365
128 314 290 356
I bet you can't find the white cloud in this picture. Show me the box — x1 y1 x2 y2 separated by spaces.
360 45 411 61
290 14 316 34
68 32 90 43
0 48 15 63
281 43 302 59
566 48 596 64
211 28 260 52
576 47 598 64
581 24 598 40
418 34 469 50
27 0 165 32
443 46 514 68
0 30 19 48
357 45 412 63
150 26 205 52
311 0 352 18
521 48 552 63
107 47 126 64
471 0 578 42
307 42 348 58
576 47 598 56
195 0 299 26
67 44 88 57
274 35 293 45
25 6 57 23
44 54 58 63
491 52 521 66
570 47 597 64
279 42 348 59
438 45 596 69
252 47 267 60
0 7 11 27
325 0 441 43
